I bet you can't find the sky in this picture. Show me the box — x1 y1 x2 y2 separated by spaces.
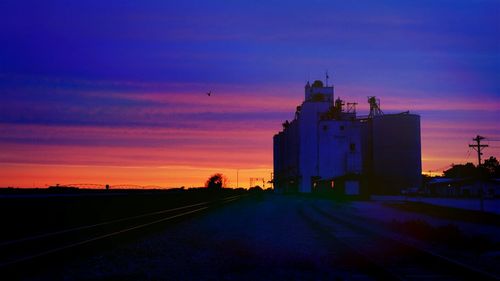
0 0 499 188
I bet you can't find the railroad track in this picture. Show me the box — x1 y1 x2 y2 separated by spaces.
0 194 245 275
299 203 499 280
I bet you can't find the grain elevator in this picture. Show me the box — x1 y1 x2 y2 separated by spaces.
273 79 421 195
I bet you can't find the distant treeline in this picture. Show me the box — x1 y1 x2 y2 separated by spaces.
0 186 269 196
443 156 499 179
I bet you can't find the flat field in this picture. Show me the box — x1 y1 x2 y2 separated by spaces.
2 190 499 280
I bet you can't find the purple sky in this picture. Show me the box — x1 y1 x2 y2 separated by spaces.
0 0 499 187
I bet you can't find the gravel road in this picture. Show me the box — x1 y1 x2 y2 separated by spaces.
19 194 500 280
23 195 369 280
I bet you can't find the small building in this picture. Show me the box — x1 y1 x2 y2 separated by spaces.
426 177 500 198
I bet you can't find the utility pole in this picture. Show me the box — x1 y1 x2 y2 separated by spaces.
469 135 488 166
469 135 488 212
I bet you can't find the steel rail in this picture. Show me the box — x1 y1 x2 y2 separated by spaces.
0 194 246 270
298 206 404 280
0 207 208 268
0 201 210 247
310 204 499 280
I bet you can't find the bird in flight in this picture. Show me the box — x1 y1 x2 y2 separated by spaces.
207 91 212 96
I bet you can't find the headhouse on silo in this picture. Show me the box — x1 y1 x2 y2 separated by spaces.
273 79 422 195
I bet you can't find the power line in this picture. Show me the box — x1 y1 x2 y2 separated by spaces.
465 147 471 161
427 164 453 173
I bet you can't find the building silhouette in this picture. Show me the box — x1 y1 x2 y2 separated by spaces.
273 79 421 195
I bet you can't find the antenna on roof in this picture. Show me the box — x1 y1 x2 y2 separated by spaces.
325 70 329 87
368 96 383 117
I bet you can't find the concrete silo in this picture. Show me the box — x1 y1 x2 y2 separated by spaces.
366 113 422 194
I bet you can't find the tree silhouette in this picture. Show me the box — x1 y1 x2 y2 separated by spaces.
443 163 476 178
481 156 500 178
443 157 500 180
205 173 228 190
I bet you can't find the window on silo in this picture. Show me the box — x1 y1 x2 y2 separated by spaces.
350 143 356 151
312 93 325 101
340 125 345 131
323 125 328 131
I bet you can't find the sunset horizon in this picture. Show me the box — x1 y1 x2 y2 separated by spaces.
1 1 499 188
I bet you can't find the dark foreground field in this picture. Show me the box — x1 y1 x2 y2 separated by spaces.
1 190 499 280
0 188 245 242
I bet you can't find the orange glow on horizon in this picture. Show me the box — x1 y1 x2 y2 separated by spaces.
0 163 273 189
